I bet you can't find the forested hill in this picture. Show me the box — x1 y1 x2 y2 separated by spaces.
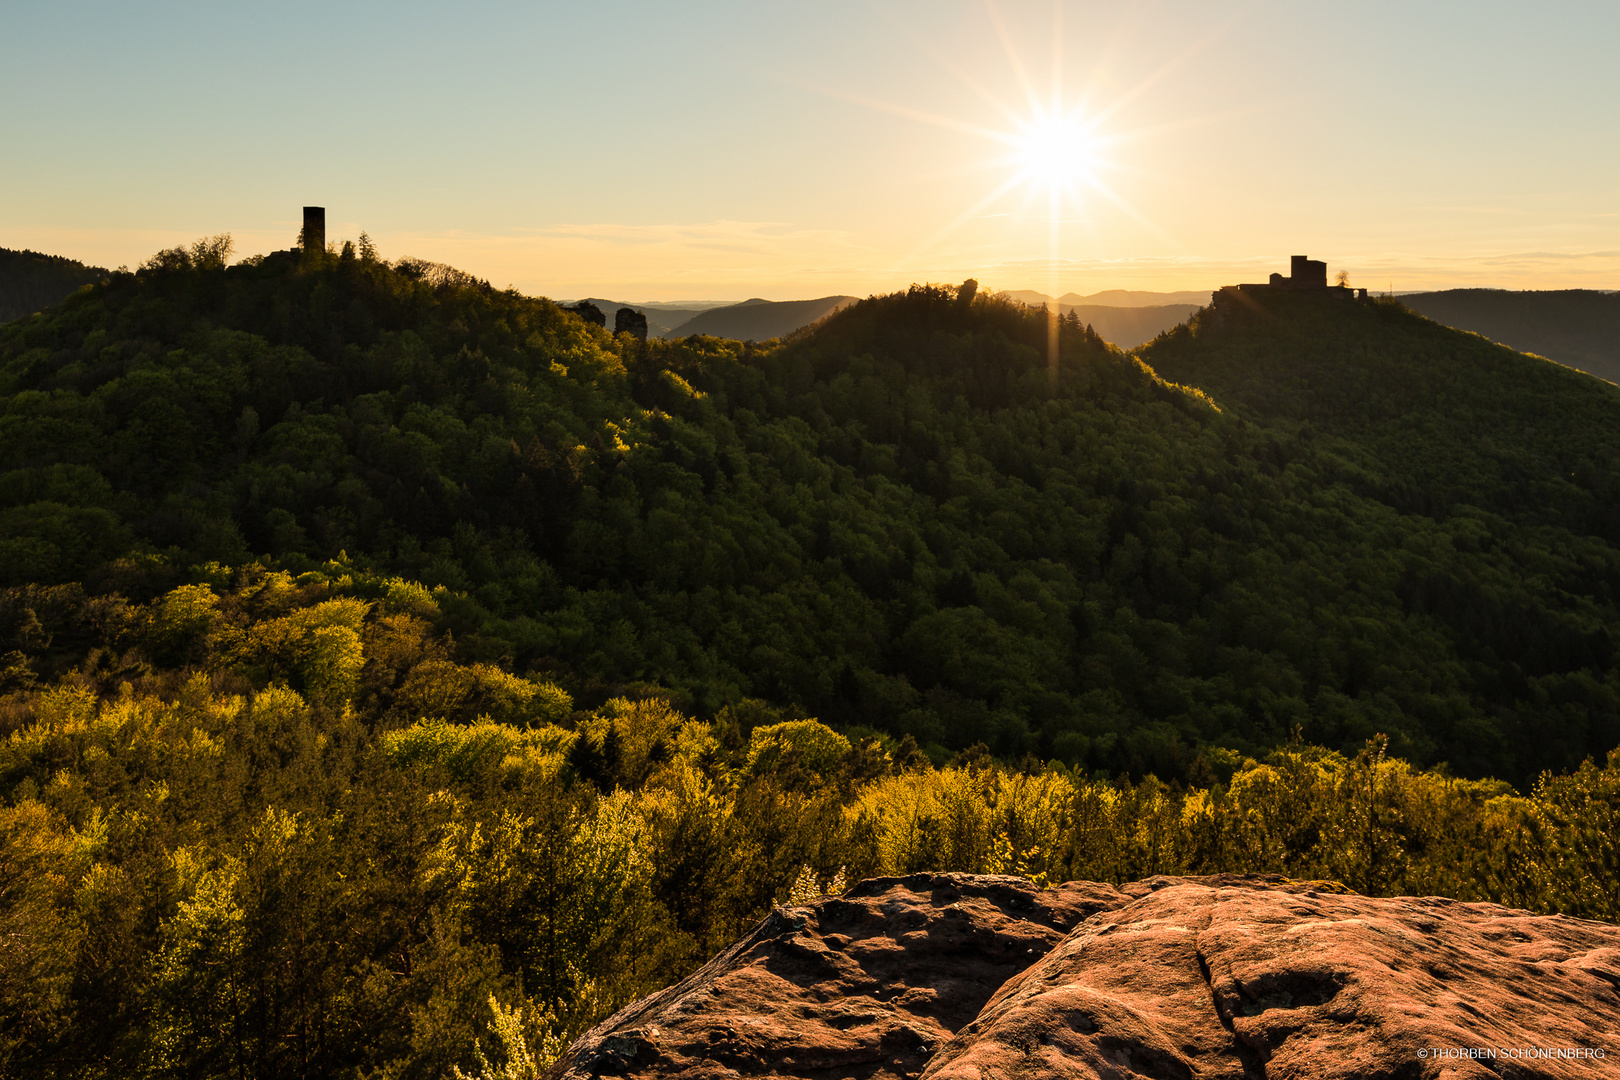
1141 290 1620 778
3 240 1619 787
1398 288 1620 384
0 247 109 324
663 294 857 340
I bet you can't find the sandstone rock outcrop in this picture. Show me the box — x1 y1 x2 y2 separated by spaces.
567 301 606 327
550 875 1620 1080
546 873 1126 1080
615 307 649 341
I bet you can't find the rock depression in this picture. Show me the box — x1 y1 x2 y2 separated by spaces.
548 874 1620 1080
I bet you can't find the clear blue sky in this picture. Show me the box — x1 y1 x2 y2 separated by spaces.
4 0 1617 299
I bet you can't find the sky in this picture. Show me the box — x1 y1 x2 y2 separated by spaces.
3 0 1618 300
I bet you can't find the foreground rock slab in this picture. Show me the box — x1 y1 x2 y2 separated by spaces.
924 879 1620 1080
545 873 1127 1080
550 875 1620 1080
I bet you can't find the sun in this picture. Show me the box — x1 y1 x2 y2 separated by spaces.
795 0 1201 325
793 0 1235 386
1008 109 1101 195
858 88 1136 274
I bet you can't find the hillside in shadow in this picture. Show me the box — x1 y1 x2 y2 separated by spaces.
1401 288 1620 382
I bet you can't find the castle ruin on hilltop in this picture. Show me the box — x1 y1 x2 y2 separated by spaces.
1218 255 1369 302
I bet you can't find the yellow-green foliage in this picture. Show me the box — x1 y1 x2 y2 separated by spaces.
3 570 1620 1079
1518 754 1620 919
153 584 222 650
395 660 572 728
0 800 84 1064
383 576 442 619
303 624 365 704
579 697 686 783
454 993 563 1080
150 853 247 1071
383 719 575 783
207 591 371 704
847 766 1072 883
745 720 850 780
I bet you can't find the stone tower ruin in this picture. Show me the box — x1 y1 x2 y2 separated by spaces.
302 207 325 257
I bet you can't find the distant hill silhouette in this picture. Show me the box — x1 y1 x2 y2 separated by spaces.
991 291 1201 347
999 288 1210 308
1399 289 1620 383
1065 303 1201 349
0 247 109 323
584 292 1194 345
666 295 857 340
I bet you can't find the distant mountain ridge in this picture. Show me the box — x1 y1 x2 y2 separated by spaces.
573 299 720 338
567 297 857 341
585 291 1201 348
998 287 1211 308
0 247 109 323
1062 304 1202 349
993 289 1207 348
457 284 1620 362
1399 289 1620 383
664 295 857 341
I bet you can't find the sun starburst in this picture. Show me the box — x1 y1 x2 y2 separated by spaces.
1008 109 1102 194
784 1 1248 384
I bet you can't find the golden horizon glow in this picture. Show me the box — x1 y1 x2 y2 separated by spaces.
7 3 1620 298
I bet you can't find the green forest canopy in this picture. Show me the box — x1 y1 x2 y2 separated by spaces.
5 237 1620 1077
2 236 1619 788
